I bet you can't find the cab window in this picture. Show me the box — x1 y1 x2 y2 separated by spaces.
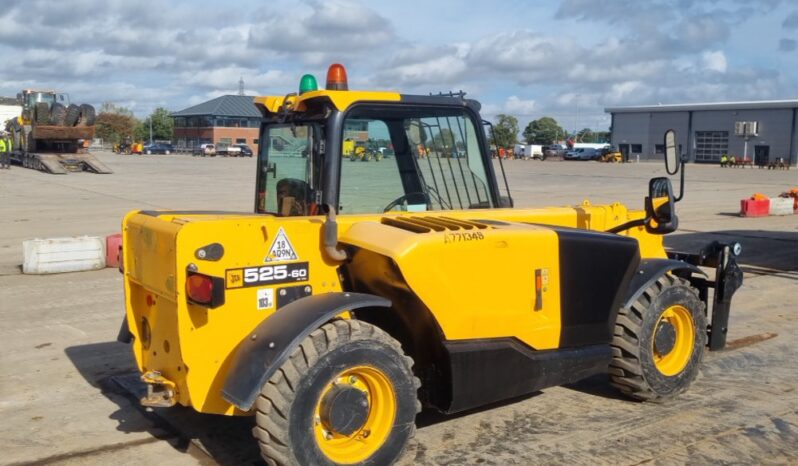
256 124 318 215
338 119 406 214
338 107 492 215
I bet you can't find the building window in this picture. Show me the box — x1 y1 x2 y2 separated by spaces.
655 144 664 154
219 137 232 144
631 144 642 153
236 138 246 144
253 139 259 144
695 131 728 162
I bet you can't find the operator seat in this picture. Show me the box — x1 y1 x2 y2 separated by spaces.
276 178 312 216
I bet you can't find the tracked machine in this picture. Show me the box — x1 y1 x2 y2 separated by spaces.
5 89 111 174
118 65 742 465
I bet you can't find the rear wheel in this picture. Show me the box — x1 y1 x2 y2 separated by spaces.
610 275 706 401
254 319 420 466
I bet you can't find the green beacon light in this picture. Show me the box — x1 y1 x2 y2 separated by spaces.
299 74 318 94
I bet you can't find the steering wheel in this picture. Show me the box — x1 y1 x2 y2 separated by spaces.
383 192 429 212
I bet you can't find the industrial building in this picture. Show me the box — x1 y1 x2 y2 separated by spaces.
0 97 22 127
171 95 261 152
606 100 798 166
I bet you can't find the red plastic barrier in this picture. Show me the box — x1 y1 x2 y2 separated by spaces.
740 199 770 217
106 233 122 268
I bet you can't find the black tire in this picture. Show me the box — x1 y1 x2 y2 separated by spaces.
35 103 50 125
77 104 96 126
610 275 707 401
254 319 420 466
49 103 67 125
65 104 81 126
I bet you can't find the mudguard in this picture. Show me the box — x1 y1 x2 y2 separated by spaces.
221 292 391 410
622 258 706 309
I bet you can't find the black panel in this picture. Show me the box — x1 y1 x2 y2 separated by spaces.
554 229 640 347
445 338 611 413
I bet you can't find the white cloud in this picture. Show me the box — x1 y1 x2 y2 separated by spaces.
702 50 728 73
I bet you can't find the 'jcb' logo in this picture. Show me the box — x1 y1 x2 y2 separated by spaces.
226 270 243 289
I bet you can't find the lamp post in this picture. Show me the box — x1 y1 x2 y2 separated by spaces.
149 111 153 144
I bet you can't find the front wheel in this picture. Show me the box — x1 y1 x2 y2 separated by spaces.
254 320 420 466
610 275 706 401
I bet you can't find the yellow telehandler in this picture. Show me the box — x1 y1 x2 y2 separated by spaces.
118 64 742 466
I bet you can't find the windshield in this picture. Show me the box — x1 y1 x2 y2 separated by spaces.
338 106 493 214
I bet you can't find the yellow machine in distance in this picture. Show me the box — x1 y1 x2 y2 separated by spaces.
119 64 742 466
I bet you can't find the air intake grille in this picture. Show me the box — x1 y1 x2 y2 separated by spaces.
381 216 491 233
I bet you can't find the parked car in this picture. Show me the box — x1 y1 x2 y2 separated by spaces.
564 148 599 160
234 144 254 157
225 145 243 157
543 144 567 159
193 143 216 157
142 143 174 155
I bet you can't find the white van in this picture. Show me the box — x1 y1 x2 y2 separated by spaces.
514 144 544 160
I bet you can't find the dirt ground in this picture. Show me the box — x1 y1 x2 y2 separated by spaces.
0 152 796 465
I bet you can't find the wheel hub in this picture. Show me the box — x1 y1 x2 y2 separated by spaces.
654 320 677 356
319 384 369 436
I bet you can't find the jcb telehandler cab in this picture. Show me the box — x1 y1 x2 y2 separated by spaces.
118 64 742 466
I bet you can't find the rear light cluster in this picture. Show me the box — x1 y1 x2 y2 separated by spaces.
186 272 225 308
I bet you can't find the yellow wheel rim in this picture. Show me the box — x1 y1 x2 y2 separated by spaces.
652 305 695 376
314 366 396 464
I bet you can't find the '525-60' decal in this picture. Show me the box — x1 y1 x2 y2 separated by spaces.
226 262 309 289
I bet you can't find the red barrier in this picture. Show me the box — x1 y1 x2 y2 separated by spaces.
740 199 770 217
106 233 122 268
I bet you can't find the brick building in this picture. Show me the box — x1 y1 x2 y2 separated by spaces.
172 95 261 152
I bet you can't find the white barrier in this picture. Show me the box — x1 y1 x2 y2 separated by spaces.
769 197 795 216
23 236 106 274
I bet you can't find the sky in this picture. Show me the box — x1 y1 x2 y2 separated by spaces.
1 0 797 131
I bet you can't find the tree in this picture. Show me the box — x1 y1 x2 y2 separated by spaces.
523 117 564 145
135 107 174 142
94 102 137 144
431 128 456 150
99 102 134 118
577 127 594 143
491 114 518 149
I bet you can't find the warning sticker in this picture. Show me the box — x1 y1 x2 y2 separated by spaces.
257 288 274 310
265 227 298 262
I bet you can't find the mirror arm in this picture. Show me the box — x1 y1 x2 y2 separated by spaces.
606 218 647 234
674 159 686 202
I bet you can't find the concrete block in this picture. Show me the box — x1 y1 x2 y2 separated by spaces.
769 197 795 216
23 236 105 274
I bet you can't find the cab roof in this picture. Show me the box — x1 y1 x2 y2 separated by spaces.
254 90 480 115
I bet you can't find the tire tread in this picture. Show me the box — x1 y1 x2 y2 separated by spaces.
255 319 420 465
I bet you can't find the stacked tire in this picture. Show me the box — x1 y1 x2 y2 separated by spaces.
44 103 96 128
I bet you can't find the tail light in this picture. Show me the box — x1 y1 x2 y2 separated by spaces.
186 272 225 308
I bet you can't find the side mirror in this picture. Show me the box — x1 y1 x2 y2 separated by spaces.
664 129 679 175
645 177 678 234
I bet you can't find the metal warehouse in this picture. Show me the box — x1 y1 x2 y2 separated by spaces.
606 100 798 166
